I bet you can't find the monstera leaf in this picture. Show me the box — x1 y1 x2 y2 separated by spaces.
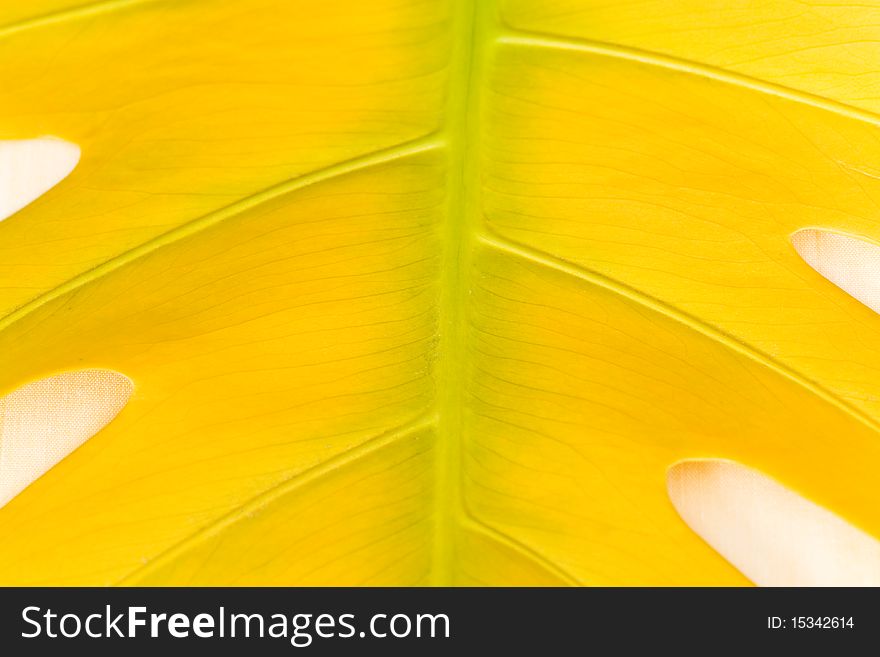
2 0 880 586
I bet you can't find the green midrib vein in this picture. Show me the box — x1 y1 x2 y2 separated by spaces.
429 0 486 587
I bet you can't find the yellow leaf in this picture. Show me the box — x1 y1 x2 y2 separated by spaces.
1 0 879 585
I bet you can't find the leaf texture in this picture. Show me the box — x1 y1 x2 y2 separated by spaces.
1 0 879 585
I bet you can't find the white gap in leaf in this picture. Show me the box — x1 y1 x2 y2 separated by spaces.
0 138 80 222
0 370 133 509
667 460 880 586
792 229 880 313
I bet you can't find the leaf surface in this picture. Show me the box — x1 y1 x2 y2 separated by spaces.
1 0 879 585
